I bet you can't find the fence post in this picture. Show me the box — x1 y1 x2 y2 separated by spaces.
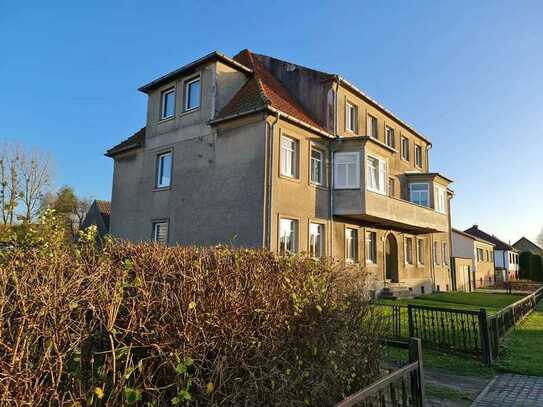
478 308 492 366
490 316 499 360
408 304 415 338
409 337 425 407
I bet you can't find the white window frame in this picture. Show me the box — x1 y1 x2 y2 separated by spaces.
156 151 173 188
385 125 395 148
415 144 423 167
160 88 176 119
366 231 377 264
279 218 298 255
310 147 324 185
366 154 387 195
401 136 410 161
417 239 425 265
409 183 430 207
334 152 359 189
345 228 358 263
280 136 298 178
345 101 358 133
405 237 414 265
184 76 201 111
367 114 378 139
309 222 325 258
152 221 169 243
434 185 447 214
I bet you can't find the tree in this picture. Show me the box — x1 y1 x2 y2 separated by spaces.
0 144 21 225
43 186 92 238
530 254 543 282
538 229 543 248
17 149 53 222
519 251 532 279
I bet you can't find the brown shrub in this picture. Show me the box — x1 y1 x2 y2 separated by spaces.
0 240 384 406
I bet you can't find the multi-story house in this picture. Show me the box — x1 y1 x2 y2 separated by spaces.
464 225 519 282
513 237 543 257
451 228 495 291
106 49 454 297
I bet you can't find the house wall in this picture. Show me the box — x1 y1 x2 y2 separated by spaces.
474 241 495 287
453 257 472 292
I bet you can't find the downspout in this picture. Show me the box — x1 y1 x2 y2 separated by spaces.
329 77 340 258
430 234 436 291
447 194 454 290
264 111 280 249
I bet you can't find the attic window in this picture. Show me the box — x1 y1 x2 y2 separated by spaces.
161 88 175 119
184 77 201 111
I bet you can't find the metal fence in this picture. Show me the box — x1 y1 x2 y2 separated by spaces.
375 286 543 366
335 338 424 407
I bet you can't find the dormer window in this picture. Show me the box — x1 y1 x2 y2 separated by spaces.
184 77 201 111
161 88 176 119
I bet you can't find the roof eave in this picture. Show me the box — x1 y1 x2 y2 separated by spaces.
138 51 253 93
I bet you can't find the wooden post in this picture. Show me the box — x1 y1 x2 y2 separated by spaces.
478 308 492 366
409 337 425 407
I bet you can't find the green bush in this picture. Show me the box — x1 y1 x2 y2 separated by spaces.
0 224 384 405
519 251 543 282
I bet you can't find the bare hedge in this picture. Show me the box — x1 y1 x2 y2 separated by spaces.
0 239 384 406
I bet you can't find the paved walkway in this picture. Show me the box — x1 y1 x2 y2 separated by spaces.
472 374 543 406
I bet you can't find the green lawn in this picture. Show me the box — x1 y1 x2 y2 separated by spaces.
495 302 543 376
381 292 524 315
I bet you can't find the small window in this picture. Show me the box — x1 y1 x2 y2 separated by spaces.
433 241 440 265
309 222 324 258
280 136 298 178
345 228 358 263
417 239 425 265
334 152 359 189
442 242 449 265
434 185 447 214
415 145 423 167
161 88 176 119
367 114 378 139
409 183 429 207
152 221 169 243
156 152 173 188
401 136 410 161
346 102 358 133
385 126 395 148
310 148 324 185
184 77 201 111
405 237 414 265
421 286 425 294
279 218 298 254
388 177 395 198
366 231 377 264
437 285 441 292
366 155 387 195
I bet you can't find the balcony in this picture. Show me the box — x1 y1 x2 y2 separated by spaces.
333 189 449 234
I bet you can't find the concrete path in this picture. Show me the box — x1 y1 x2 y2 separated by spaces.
472 374 543 406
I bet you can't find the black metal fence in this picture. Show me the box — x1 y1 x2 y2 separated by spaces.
375 286 543 366
335 338 424 407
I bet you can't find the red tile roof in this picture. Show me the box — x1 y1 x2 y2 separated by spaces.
217 49 326 132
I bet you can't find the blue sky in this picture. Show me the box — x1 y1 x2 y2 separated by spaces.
1 1 542 243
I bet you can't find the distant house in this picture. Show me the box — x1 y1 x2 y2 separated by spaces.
513 237 543 257
81 200 111 239
451 228 495 291
464 225 519 282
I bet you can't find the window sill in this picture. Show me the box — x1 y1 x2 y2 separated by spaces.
309 181 328 190
153 186 171 192
179 107 200 117
158 116 175 124
279 174 301 184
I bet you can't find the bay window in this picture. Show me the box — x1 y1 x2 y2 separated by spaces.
366 155 387 195
409 183 429 207
334 152 359 189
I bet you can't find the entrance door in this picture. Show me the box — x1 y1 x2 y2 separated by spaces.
385 234 399 283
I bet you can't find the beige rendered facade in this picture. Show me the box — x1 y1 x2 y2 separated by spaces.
452 229 495 291
107 49 454 297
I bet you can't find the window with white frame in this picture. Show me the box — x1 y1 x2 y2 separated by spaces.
345 228 358 263
279 218 298 254
367 114 378 139
409 183 429 207
152 221 169 243
433 241 440 265
385 126 395 148
442 242 449 265
401 136 410 161
184 77 201 111
417 239 425 264
334 152 359 189
366 231 377 263
345 101 358 133
310 148 324 185
415 145 423 167
280 136 298 178
161 88 175 119
309 222 324 258
366 155 387 195
156 152 172 188
405 237 414 264
434 185 447 214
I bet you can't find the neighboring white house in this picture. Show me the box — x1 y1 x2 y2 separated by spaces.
463 225 519 282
